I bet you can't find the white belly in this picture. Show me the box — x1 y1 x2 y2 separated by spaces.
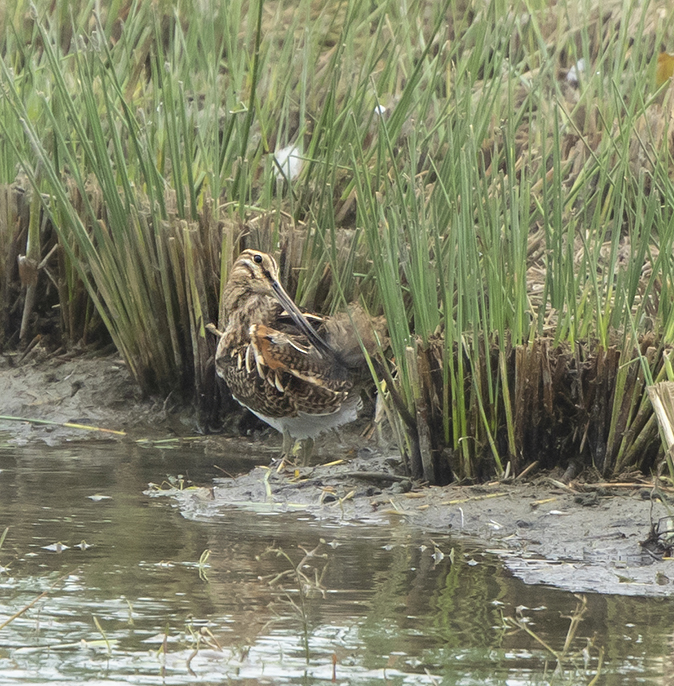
234 394 362 439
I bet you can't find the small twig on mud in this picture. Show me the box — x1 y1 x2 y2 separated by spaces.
440 492 508 505
546 478 578 493
17 334 42 362
515 461 539 480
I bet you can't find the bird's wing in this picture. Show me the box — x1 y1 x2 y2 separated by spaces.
248 324 350 394
277 310 325 328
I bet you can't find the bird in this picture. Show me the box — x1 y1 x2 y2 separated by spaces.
213 249 380 463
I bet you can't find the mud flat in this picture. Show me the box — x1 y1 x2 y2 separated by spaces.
0 351 174 444
157 451 674 597
2 352 672 597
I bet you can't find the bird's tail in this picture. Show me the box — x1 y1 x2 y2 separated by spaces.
322 305 388 371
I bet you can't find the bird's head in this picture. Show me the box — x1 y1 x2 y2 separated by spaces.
224 249 335 359
226 249 281 297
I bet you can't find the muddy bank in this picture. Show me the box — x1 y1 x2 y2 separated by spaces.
152 452 674 597
2 353 673 597
0 351 174 444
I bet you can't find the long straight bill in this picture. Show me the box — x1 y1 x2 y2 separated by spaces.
270 280 336 359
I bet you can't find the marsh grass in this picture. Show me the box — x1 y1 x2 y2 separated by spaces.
2 0 674 480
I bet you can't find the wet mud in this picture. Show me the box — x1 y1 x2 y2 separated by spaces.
0 351 178 444
159 454 674 597
2 352 673 597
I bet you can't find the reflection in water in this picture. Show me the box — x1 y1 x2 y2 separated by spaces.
0 437 671 684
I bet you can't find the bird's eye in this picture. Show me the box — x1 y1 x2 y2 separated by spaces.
254 254 263 264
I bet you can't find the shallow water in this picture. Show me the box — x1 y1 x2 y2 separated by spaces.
0 435 672 685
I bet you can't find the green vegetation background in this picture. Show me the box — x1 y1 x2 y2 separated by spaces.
2 0 674 481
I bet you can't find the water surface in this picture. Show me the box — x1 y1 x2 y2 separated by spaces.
0 436 672 684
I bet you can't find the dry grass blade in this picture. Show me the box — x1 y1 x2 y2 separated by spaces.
0 415 126 435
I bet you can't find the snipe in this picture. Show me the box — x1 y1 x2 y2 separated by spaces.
214 249 378 462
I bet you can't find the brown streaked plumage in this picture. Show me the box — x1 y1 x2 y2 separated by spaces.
214 249 379 461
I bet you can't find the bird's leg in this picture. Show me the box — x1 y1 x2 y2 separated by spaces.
277 433 314 468
276 429 295 471
281 429 294 456
298 437 315 466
